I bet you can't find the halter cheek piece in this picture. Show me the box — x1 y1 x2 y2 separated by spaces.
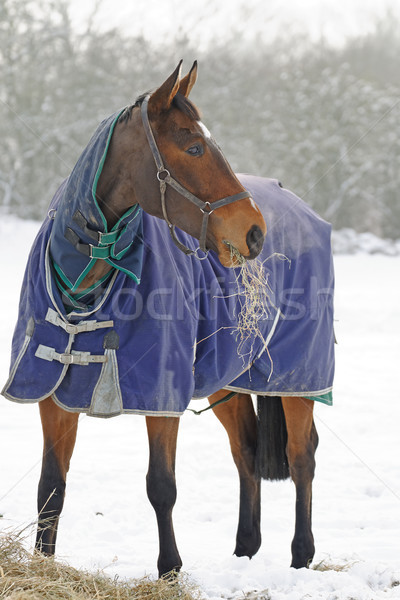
140 95 251 259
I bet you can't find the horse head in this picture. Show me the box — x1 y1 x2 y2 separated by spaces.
108 61 267 267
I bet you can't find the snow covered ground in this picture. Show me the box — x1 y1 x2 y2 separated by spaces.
331 229 400 256
1 216 400 599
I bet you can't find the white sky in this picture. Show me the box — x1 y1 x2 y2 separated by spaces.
69 0 400 47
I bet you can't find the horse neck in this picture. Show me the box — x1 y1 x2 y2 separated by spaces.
95 168 135 230
71 130 138 294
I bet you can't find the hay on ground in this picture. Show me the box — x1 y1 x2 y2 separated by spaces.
312 558 357 572
0 532 202 600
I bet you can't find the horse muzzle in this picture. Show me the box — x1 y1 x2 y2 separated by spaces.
245 224 265 260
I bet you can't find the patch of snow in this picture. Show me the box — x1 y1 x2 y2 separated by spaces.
332 228 400 256
1 217 400 599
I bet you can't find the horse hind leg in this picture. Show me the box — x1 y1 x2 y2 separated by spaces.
146 416 182 578
281 396 318 569
208 390 261 559
35 397 79 555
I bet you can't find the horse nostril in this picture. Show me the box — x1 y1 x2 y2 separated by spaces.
246 225 264 259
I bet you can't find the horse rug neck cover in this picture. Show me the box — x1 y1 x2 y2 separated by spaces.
2 113 335 417
49 110 143 311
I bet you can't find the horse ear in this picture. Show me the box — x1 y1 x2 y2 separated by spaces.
178 60 198 97
148 60 183 114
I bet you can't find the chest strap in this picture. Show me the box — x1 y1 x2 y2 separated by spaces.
35 344 107 365
45 307 113 334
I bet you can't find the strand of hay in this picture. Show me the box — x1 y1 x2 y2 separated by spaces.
311 557 357 572
231 247 272 360
196 246 289 378
228 246 288 370
0 532 202 600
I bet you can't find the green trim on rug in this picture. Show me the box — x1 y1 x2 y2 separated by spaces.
53 271 89 312
53 256 97 293
92 109 125 232
52 260 76 290
71 271 114 301
304 390 332 406
105 260 141 283
110 203 140 234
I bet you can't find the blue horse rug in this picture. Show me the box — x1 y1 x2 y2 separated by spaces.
2 117 334 417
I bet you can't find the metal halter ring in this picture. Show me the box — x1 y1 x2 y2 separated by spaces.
193 247 209 260
200 202 214 215
157 169 170 182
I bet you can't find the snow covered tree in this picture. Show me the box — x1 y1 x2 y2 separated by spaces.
0 3 399 238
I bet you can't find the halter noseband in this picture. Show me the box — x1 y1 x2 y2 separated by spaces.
140 95 250 259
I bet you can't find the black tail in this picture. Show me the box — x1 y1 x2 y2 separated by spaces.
256 396 290 481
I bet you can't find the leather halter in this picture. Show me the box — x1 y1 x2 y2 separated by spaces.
140 95 251 259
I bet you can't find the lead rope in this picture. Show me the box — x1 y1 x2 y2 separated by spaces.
186 391 237 416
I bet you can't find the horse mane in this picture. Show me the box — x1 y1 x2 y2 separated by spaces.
172 93 201 121
118 92 200 124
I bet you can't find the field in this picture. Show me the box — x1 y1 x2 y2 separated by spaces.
1 216 399 599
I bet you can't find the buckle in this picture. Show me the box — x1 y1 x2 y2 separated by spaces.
89 244 111 260
65 323 77 334
59 353 75 365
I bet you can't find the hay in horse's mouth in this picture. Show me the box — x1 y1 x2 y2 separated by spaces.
223 241 245 266
197 241 283 378
226 242 275 368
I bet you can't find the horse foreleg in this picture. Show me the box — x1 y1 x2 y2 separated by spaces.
35 397 79 555
208 390 261 558
146 416 182 577
281 396 318 568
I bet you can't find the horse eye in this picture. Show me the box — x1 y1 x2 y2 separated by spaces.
186 144 203 157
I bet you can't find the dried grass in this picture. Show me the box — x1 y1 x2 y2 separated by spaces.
311 558 357 572
230 247 272 357
0 532 202 600
227 245 288 370
197 246 288 374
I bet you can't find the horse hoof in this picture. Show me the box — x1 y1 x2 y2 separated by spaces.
234 532 261 559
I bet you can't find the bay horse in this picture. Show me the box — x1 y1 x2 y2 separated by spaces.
2 61 332 577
